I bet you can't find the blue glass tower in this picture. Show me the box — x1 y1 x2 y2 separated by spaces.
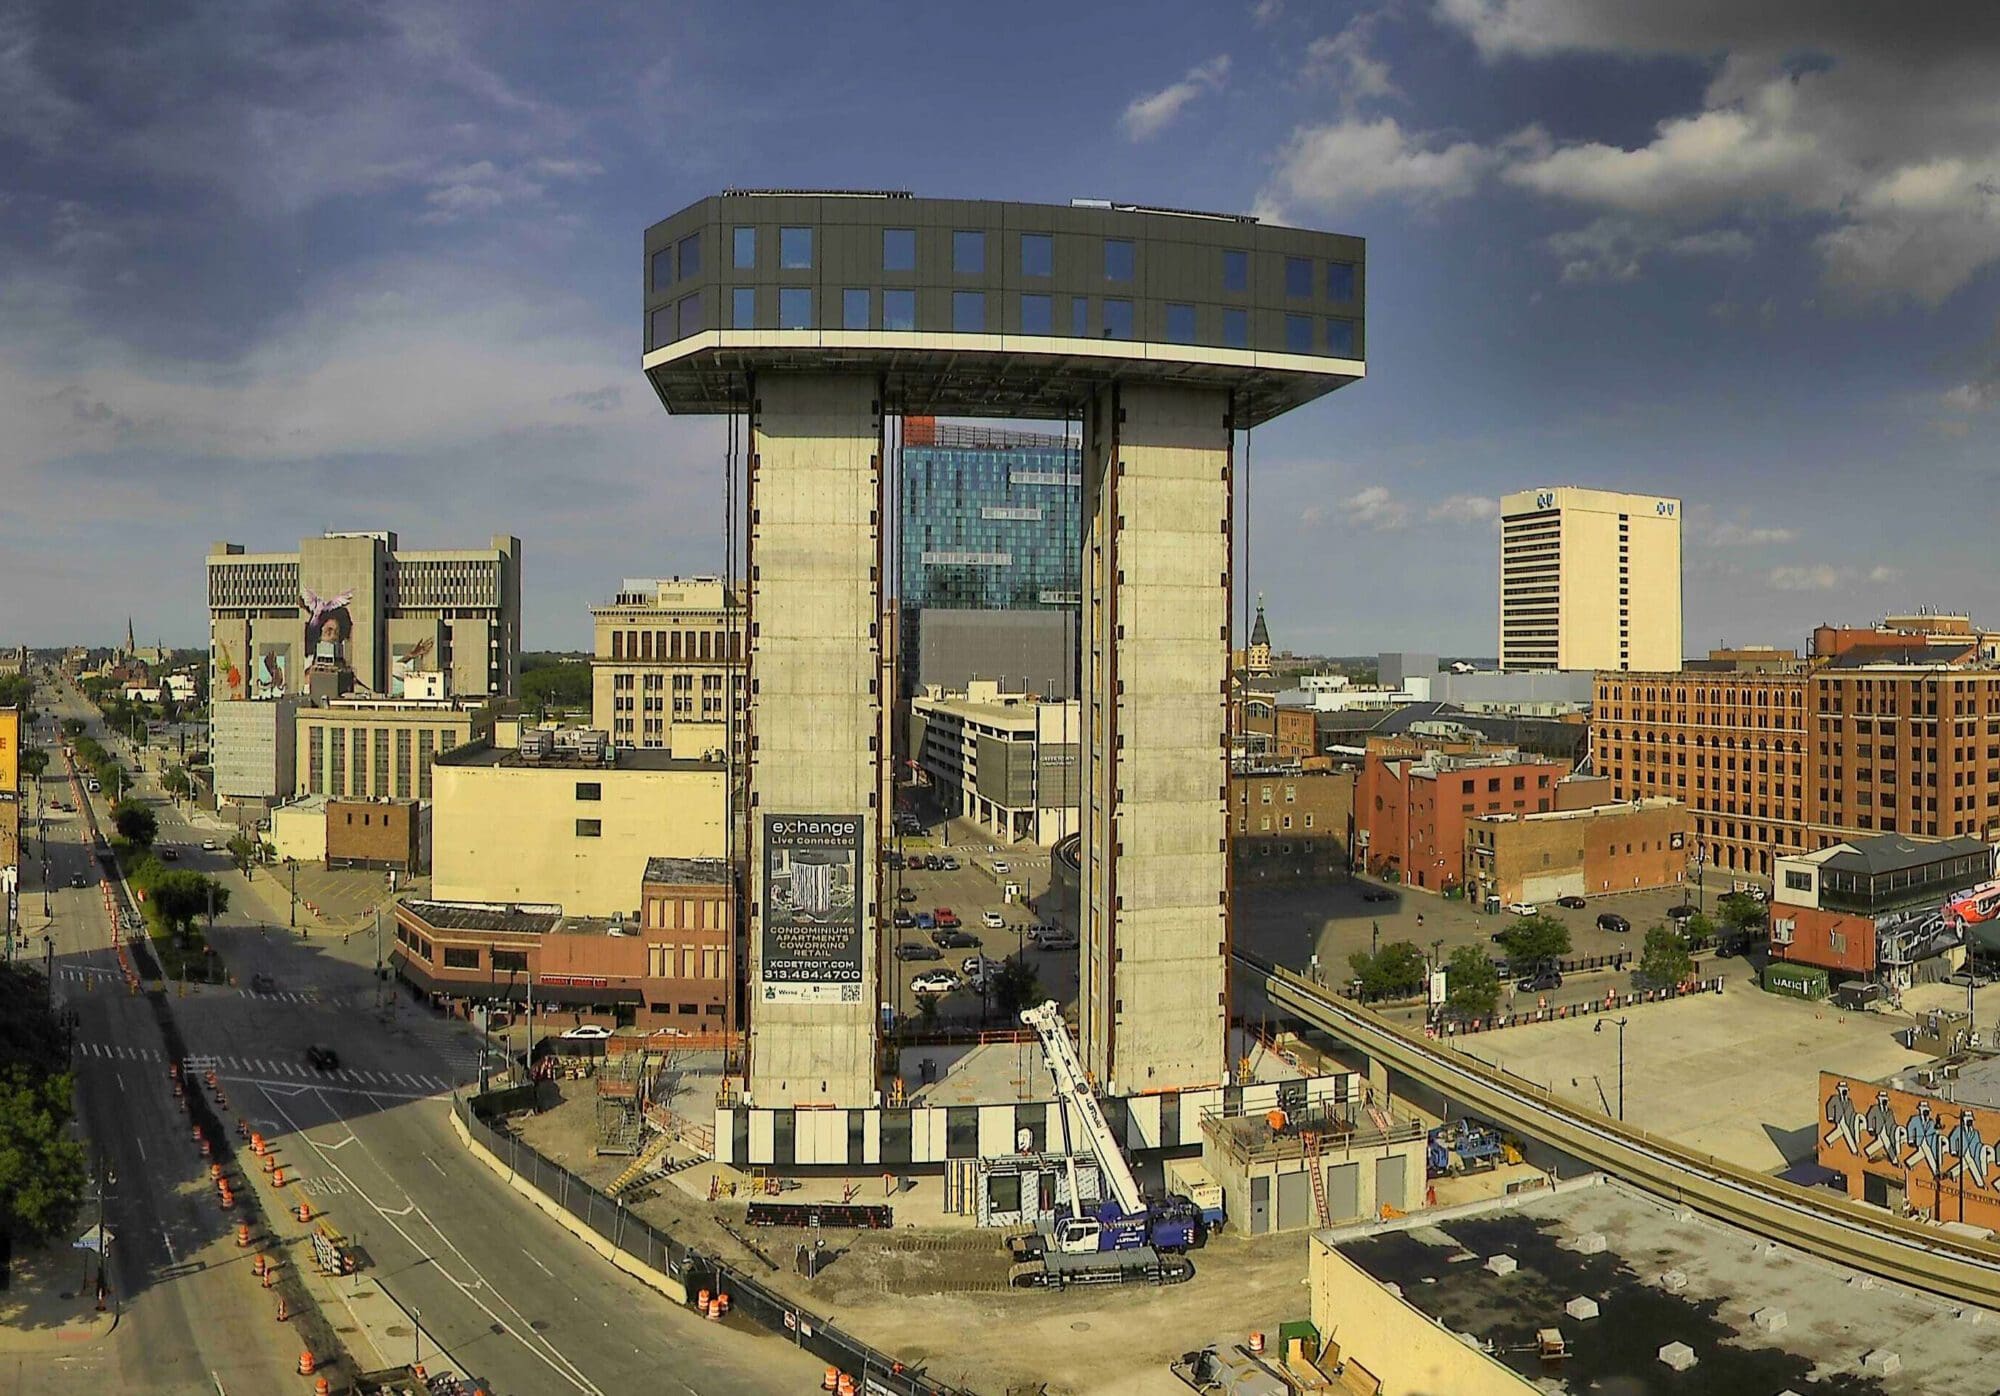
898 418 1080 613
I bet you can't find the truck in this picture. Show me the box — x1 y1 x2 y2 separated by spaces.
1007 1001 1205 1289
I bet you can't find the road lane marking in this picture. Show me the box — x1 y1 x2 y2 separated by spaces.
135 1137 146 1161
522 1249 553 1277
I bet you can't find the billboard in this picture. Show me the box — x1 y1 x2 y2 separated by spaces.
760 814 864 1005
254 643 292 698
0 706 16 795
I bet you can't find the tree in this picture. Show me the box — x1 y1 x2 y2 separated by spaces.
0 1065 88 1247
1347 940 1428 999
1682 911 1718 949
1444 944 1501 1020
161 765 192 798
60 718 85 740
1495 913 1571 970
111 799 157 848
227 834 259 876
989 955 1044 1021
1639 923 1694 989
1717 892 1767 931
19 747 48 780
520 661 593 711
145 871 229 938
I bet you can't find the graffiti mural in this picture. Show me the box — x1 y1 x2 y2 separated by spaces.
1820 1072 2000 1221
302 587 355 666
254 643 291 698
390 636 436 697
216 639 244 700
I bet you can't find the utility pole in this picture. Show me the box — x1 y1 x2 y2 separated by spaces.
1595 1015 1628 1121
373 907 384 1013
288 858 298 929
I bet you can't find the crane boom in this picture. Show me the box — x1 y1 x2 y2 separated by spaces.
1020 1000 1145 1215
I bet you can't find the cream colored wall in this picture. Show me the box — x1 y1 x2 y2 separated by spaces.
1623 508 1682 671
1310 1238 1540 1396
1557 506 1622 672
269 802 325 863
431 763 726 918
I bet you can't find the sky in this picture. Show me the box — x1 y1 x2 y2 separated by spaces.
3 0 1999 657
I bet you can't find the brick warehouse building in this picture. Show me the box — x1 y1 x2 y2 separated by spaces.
1231 762 1355 884
1357 749 1572 894
1464 797 1692 909
1595 662 2000 877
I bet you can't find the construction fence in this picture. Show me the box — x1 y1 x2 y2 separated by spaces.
456 1092 970 1396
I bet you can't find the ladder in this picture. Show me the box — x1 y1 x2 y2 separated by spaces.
606 1130 678 1199
1304 1131 1330 1226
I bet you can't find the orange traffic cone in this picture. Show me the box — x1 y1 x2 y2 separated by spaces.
272 1166 287 1188
296 1201 312 1223
275 1297 290 1322
297 1349 315 1375
261 1267 275 1289
236 1223 250 1248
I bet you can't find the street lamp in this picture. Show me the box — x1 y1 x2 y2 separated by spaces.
287 858 298 929
1594 1015 1628 1121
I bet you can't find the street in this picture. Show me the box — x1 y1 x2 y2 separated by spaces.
30 677 828 1396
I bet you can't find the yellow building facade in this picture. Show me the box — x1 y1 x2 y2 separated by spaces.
1499 486 1682 673
430 740 726 919
589 576 744 756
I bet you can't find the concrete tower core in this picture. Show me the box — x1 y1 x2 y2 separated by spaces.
643 192 1364 1107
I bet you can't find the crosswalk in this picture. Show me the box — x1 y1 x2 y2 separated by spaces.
52 967 323 1004
73 1040 451 1094
398 1015 485 1078
241 987 323 1005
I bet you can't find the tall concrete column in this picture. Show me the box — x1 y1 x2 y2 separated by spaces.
745 374 882 1107
1080 383 1232 1094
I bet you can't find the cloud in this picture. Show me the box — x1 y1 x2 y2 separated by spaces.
1767 564 1845 592
1251 0 1284 26
1262 115 1494 217
1708 521 1796 547
1440 2 2000 304
1868 564 1904 584
1303 17 1398 102
1342 484 1411 530
1120 55 1231 140
1428 494 1498 525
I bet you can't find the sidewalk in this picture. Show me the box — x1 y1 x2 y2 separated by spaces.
0 1245 118 1356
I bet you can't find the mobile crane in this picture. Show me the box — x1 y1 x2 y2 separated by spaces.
1007 1001 1203 1289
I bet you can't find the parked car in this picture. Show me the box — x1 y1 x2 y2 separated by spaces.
1030 925 1078 951
931 928 979 950
896 886 917 902
914 912 936 930
1506 902 1540 916
561 1024 612 1040
939 856 959 871
981 911 1005 929
159 847 180 861
894 941 943 962
1517 966 1563 993
910 971 959 995
305 1045 341 1071
1360 889 1396 903
1596 912 1631 934
1665 903 1697 923
892 910 915 928
1556 895 1587 910
933 907 960 928
885 852 904 869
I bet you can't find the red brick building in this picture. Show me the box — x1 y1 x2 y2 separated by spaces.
1357 749 1571 894
325 797 422 872
1465 798 1692 908
1771 833 1991 978
393 852 738 1032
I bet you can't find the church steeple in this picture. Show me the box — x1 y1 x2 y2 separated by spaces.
1248 594 1272 677
125 616 136 658
1250 594 1270 649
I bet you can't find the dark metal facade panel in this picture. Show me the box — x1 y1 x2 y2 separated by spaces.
643 193 1364 426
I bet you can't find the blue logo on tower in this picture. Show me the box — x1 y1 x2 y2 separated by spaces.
1535 491 1554 509
1657 501 1676 517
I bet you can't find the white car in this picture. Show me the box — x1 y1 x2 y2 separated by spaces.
560 1024 612 1040
910 970 959 995
200 840 218 851
1506 902 1539 916
992 860 1011 875
981 911 1005 929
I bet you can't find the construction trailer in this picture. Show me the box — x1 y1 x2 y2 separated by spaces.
1200 1097 1428 1235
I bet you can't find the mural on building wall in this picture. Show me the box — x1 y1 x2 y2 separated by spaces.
254 644 291 698
1821 1074 1996 1204
302 587 355 666
216 639 244 700
390 636 436 696
1944 880 2000 928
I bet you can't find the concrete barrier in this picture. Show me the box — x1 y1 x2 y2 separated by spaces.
448 1106 687 1305
1237 950 2000 1310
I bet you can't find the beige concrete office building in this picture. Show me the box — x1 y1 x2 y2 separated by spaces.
207 530 522 705
296 700 493 801
588 576 744 755
429 736 726 919
1499 487 1681 672
909 683 1080 845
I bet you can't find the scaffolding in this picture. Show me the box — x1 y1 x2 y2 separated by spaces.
595 1052 646 1155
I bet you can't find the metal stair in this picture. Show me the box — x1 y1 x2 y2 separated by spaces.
606 1131 678 1199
